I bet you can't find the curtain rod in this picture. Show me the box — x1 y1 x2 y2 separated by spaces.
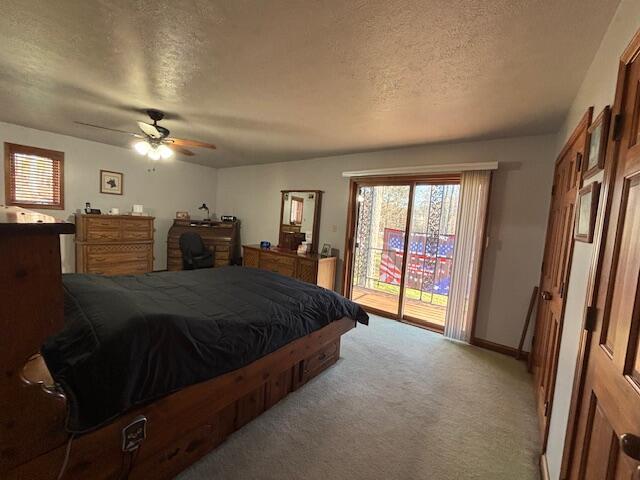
341 161 498 178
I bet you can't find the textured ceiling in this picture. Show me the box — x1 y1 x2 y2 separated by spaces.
0 0 621 168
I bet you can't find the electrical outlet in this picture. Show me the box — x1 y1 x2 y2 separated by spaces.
332 224 337 233
122 416 147 452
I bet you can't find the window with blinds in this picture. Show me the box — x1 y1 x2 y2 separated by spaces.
4 143 64 210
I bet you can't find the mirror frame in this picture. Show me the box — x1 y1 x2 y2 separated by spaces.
278 190 323 254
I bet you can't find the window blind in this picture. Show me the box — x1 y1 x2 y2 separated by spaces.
5 143 64 209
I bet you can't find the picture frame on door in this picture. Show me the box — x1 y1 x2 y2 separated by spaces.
583 106 610 180
575 182 600 243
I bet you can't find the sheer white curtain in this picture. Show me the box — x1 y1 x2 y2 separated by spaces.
444 170 491 342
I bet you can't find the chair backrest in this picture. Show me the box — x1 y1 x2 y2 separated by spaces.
179 232 206 258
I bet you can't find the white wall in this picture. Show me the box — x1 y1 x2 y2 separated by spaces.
545 2 640 479
0 121 217 271
216 134 557 349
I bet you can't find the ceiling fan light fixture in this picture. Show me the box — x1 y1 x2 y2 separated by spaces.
134 140 151 155
158 144 174 159
148 148 161 161
79 110 216 161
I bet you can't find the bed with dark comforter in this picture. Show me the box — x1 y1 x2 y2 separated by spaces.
41 266 368 433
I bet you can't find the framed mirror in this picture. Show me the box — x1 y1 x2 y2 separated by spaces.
278 190 322 253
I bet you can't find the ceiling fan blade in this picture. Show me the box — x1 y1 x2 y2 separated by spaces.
75 121 140 137
137 121 164 139
173 146 195 156
170 138 217 150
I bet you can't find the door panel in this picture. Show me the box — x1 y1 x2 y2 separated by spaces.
603 175 640 359
350 184 411 316
580 396 619 480
569 33 640 480
533 111 588 444
403 183 459 328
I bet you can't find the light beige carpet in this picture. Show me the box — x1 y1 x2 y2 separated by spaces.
178 315 540 480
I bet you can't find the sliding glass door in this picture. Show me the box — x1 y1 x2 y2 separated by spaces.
350 185 411 316
404 183 459 327
347 177 460 330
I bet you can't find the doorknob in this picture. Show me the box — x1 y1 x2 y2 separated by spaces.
541 291 552 301
620 433 640 461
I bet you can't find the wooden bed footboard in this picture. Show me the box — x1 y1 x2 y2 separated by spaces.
0 208 357 479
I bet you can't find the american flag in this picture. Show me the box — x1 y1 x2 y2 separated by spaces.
379 229 404 284
379 228 455 293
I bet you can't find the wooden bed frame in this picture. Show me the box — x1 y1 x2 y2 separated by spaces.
0 207 356 479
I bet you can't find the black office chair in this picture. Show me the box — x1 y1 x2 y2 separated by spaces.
179 232 214 270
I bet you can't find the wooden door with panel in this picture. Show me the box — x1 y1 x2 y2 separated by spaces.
568 33 640 480
532 110 590 444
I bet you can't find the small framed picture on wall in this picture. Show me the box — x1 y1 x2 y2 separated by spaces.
583 106 611 180
575 182 601 243
100 170 123 195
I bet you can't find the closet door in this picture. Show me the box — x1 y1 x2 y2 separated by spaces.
532 110 588 444
568 36 640 480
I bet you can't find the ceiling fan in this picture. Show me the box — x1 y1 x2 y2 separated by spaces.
75 109 216 160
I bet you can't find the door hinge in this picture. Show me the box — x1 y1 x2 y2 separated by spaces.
613 113 625 141
584 305 598 332
551 184 556 196
544 400 550 417
560 281 566 299
575 152 583 173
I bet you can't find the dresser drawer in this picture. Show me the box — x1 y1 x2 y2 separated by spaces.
87 261 151 276
215 251 230 261
260 253 295 268
260 256 295 277
122 229 152 241
87 229 121 241
87 250 151 267
85 244 152 272
88 244 151 255
121 218 151 231
86 217 120 230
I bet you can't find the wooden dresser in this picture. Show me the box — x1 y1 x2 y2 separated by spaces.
167 219 240 271
75 214 154 275
242 245 336 290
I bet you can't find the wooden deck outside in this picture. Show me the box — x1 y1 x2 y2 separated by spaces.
351 286 446 326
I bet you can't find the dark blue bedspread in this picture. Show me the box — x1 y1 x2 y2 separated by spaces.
41 267 368 433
